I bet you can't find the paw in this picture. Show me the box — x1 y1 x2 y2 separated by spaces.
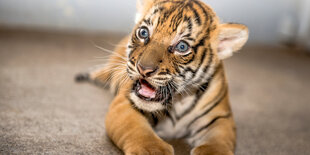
75 73 89 82
191 145 233 155
125 141 174 155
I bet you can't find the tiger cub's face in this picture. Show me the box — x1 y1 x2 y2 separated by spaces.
126 0 248 112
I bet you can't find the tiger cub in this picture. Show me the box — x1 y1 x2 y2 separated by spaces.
76 0 248 154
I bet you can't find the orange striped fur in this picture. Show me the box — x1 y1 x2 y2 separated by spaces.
76 0 248 154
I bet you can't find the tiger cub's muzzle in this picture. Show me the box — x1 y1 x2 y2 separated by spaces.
132 59 174 102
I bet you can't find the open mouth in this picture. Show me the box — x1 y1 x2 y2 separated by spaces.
133 79 168 102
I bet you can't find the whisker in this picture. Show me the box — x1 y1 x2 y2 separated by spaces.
91 41 128 61
107 42 128 48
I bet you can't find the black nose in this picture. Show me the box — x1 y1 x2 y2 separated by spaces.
137 63 158 77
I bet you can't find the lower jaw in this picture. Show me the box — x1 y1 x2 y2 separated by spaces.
130 80 173 112
130 93 166 112
134 91 165 102
133 80 166 102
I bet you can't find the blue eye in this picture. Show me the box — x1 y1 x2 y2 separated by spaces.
175 41 189 53
138 27 149 39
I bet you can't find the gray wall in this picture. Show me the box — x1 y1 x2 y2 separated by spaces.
0 0 303 44
0 0 136 32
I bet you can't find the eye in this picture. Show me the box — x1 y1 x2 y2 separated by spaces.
138 27 149 39
175 41 190 53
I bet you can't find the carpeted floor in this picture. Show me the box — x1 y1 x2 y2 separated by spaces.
0 29 309 155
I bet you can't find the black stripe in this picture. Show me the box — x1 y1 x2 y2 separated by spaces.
186 86 228 129
129 58 135 66
183 51 193 57
172 8 184 31
176 64 221 120
201 48 213 75
157 0 184 6
157 1 184 26
143 18 151 25
187 48 207 78
144 38 150 45
128 45 134 49
128 34 138 57
185 37 195 41
158 71 168 75
192 0 214 40
173 62 184 78
151 113 159 126
188 3 201 25
192 0 212 24
191 46 214 85
191 113 231 137
192 35 208 53
186 16 193 32
128 49 134 59
197 48 207 70
178 65 185 70
183 67 195 73
127 64 135 72
153 77 169 81
126 68 135 76
152 8 159 15
165 69 170 74
132 31 139 43
176 88 199 120
183 33 191 38
180 53 195 65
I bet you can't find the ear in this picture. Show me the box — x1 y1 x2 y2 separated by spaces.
217 23 249 60
135 0 155 23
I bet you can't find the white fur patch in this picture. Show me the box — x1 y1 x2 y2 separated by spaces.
130 93 165 112
135 13 142 24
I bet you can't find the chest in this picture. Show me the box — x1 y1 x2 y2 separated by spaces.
155 95 197 139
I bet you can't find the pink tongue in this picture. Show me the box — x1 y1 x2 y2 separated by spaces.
138 83 156 98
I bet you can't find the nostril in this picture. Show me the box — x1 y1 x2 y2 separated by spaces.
137 63 158 77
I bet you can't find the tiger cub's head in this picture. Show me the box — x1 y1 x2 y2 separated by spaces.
126 0 249 112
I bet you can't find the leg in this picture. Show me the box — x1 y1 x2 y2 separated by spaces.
188 115 236 155
105 94 174 155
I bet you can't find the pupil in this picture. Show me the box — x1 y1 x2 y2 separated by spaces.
141 30 147 37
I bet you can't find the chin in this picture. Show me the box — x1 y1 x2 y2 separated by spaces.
129 93 166 112
130 79 172 112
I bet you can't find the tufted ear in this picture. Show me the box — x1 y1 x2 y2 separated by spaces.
217 23 249 60
135 0 155 23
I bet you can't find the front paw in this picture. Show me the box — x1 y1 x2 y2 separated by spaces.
125 141 174 155
191 144 233 155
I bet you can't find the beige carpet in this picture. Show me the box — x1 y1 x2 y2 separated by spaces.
0 29 309 155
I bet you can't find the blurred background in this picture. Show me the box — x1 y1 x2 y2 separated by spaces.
0 0 309 155
0 0 309 48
